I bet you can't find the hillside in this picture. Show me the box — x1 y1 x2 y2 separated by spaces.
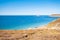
47 18 60 28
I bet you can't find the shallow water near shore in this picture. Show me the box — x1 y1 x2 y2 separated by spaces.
0 15 58 30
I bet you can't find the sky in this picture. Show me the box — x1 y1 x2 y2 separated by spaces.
0 0 60 15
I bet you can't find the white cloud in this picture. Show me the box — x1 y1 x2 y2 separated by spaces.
0 9 60 15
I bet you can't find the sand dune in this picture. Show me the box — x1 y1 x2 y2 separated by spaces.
0 18 60 40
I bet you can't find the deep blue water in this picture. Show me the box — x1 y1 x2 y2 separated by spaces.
0 15 58 30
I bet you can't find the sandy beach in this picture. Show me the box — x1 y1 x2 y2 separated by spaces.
0 18 60 40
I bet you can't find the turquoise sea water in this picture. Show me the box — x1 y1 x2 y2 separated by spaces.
0 15 58 30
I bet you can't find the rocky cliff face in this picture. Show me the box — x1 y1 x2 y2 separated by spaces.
0 18 60 40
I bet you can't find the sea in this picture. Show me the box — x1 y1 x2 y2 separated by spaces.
0 15 58 30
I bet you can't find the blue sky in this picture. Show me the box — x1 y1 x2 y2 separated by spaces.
0 0 60 15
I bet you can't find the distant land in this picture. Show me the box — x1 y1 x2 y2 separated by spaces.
50 14 60 17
